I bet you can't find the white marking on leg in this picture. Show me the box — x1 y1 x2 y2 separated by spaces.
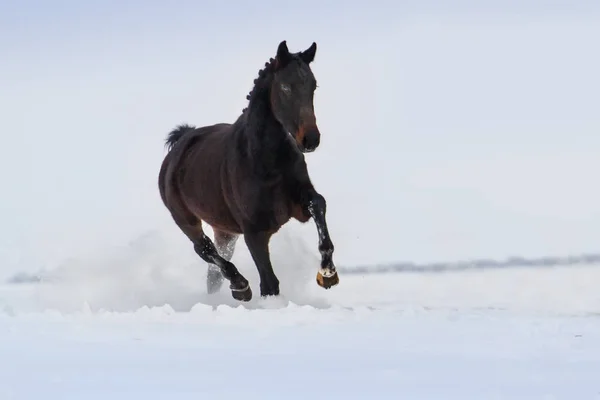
231 284 250 292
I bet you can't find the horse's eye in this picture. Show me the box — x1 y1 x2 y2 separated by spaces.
280 83 291 94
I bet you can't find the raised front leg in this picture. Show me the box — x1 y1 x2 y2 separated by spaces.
305 190 339 289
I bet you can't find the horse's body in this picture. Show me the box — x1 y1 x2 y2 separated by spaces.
158 41 338 301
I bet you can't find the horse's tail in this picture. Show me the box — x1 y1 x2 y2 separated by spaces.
165 123 196 151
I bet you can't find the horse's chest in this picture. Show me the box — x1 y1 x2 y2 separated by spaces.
244 185 294 230
262 184 292 216
271 190 293 223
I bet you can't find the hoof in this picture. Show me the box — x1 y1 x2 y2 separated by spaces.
316 268 339 289
231 285 253 302
260 291 280 299
259 284 280 298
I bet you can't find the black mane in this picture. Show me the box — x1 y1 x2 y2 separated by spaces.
241 57 277 115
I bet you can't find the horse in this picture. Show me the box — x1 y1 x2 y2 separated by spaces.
158 40 338 302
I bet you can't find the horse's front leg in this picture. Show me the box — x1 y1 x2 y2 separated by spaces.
304 189 339 289
244 230 281 297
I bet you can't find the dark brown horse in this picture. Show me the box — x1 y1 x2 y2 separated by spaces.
158 40 338 302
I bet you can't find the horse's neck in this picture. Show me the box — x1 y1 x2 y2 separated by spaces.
243 100 291 173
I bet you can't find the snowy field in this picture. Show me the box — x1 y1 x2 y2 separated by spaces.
1 231 600 399
3 2 600 399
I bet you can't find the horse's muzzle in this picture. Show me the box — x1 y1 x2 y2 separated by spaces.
300 127 321 153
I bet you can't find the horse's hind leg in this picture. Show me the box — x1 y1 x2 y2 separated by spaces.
174 217 252 302
206 229 239 295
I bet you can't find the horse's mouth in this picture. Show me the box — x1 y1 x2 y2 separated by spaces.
295 141 315 153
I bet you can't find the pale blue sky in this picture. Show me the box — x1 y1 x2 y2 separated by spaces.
1 1 599 277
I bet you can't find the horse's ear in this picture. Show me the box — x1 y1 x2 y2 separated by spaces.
275 40 292 69
299 42 317 64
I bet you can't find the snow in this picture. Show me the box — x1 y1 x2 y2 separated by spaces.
2 301 599 400
1 232 600 399
2 4 600 399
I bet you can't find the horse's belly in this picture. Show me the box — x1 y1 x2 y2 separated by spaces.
186 195 242 234
179 172 242 234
